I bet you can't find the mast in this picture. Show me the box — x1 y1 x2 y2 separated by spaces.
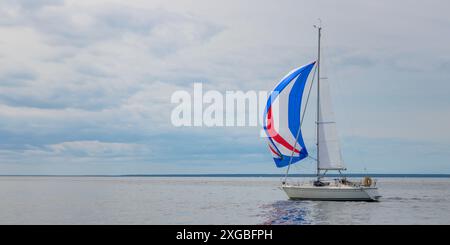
282 21 322 184
316 22 321 180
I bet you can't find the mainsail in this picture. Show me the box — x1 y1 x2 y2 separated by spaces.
263 62 315 168
318 76 346 170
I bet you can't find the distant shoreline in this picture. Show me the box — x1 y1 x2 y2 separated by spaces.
1 174 450 178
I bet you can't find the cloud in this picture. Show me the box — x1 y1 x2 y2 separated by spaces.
0 1 222 50
45 140 150 157
0 0 450 174
0 80 185 143
0 1 223 112
3 0 63 9
0 68 37 87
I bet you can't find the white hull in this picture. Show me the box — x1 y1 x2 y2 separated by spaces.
282 184 381 201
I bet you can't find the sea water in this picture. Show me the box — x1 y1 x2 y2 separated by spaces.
0 177 449 224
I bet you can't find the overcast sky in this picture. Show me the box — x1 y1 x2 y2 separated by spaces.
1 0 450 174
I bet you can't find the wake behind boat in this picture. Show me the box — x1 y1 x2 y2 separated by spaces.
263 22 380 201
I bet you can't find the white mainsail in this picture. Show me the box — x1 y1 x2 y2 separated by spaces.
318 77 345 170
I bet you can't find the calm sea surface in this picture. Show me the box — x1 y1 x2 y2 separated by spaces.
0 177 449 224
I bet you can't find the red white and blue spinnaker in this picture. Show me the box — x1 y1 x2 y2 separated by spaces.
263 62 315 168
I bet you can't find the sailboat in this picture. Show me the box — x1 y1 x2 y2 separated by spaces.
263 23 381 201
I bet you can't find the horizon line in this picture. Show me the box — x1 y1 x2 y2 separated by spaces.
1 173 450 178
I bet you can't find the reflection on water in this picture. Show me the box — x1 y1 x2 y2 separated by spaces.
261 200 382 225
261 200 312 225
261 200 375 225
